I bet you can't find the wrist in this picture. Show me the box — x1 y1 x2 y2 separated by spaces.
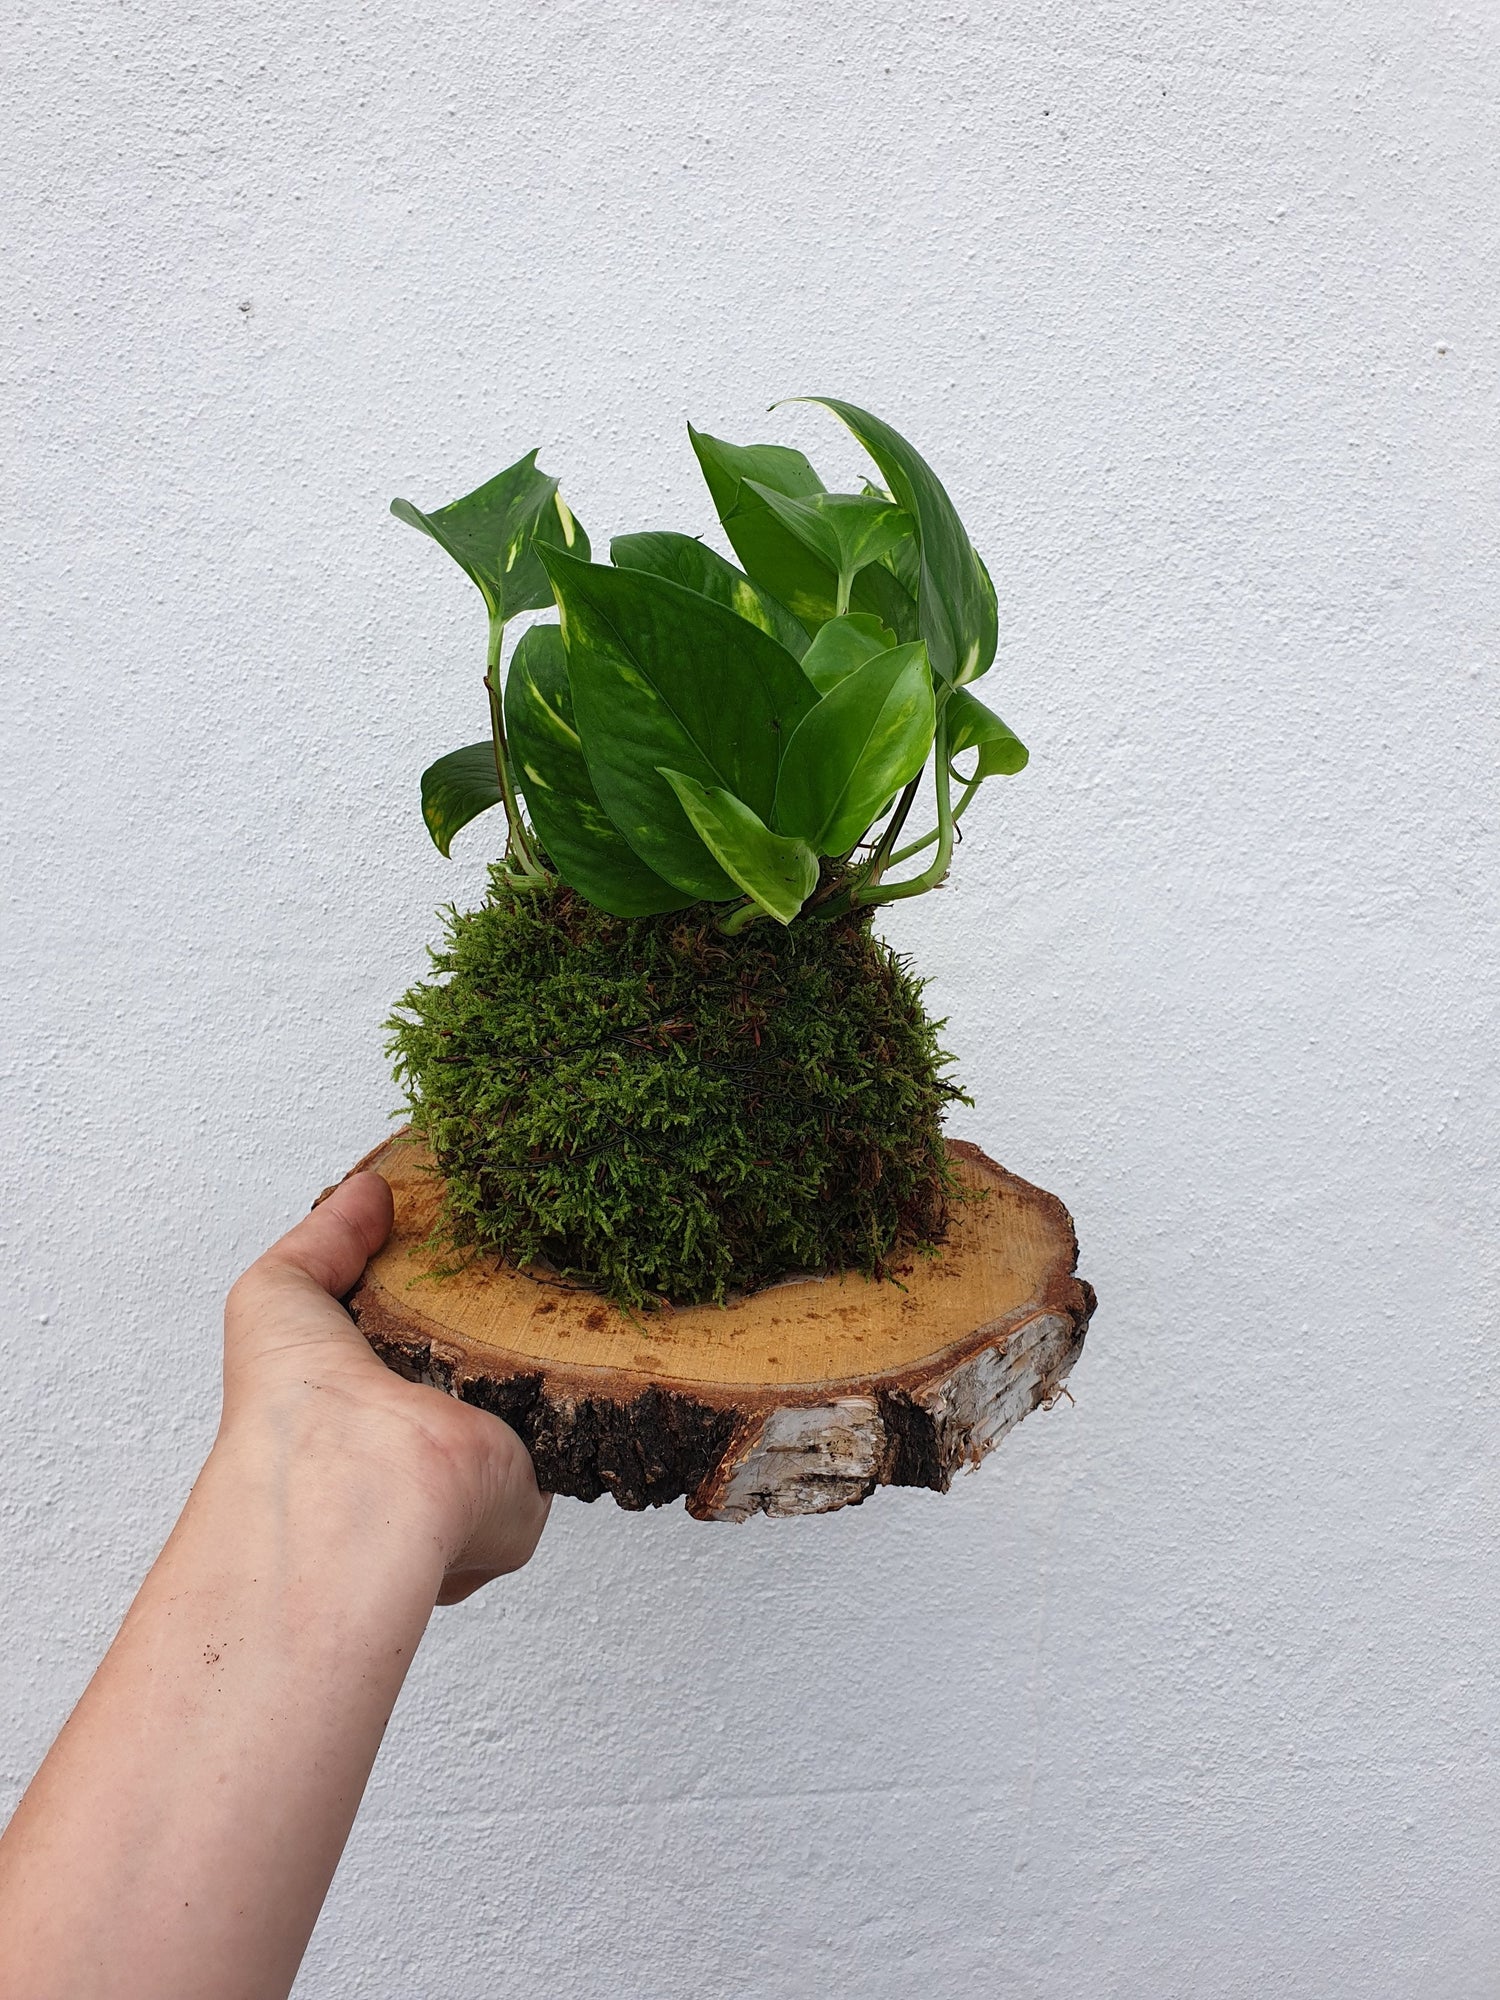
210 1383 473 1575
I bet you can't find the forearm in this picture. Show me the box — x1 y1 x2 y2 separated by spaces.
0 1407 450 2000
0 1170 546 1998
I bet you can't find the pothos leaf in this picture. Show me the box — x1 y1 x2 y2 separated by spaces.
774 642 936 857
420 743 503 857
688 424 918 640
504 625 694 916
945 686 1029 777
742 484 912 590
538 548 816 902
657 769 819 924
866 480 923 598
788 400 996 685
798 613 899 694
392 451 590 626
610 531 808 658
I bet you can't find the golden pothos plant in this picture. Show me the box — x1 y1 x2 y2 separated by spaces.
395 400 1027 929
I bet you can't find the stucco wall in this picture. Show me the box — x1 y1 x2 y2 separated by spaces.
3 3 1497 1994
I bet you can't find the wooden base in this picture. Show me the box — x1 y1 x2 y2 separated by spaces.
343 1131 1094 1521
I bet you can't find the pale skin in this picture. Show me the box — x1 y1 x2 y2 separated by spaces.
0 1172 550 2000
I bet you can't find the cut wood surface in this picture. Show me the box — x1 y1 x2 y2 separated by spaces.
343 1130 1094 1521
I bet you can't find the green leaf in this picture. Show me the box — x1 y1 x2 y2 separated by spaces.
788 400 996 685
657 769 818 925
774 642 937 857
799 613 898 693
504 625 694 916
946 686 1029 777
689 430 826 506
688 424 918 640
539 549 817 902
392 451 590 627
866 480 923 597
420 743 503 858
610 531 808 658
742 484 912 591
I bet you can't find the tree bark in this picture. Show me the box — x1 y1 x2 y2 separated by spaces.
340 1132 1094 1521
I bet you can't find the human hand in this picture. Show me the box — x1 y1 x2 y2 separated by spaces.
0 1171 549 1996
221 1172 549 1602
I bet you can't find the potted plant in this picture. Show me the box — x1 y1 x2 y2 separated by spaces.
346 399 1093 1519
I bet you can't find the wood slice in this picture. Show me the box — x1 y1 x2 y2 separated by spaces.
342 1130 1094 1522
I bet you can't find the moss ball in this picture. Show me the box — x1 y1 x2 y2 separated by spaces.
387 874 967 1308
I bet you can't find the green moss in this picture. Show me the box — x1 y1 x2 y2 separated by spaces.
387 873 968 1309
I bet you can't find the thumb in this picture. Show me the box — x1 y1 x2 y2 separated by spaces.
245 1172 394 1302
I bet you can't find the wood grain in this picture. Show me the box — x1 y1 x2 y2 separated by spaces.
344 1130 1093 1520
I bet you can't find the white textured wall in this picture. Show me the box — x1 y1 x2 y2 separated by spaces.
4 3 1497 1994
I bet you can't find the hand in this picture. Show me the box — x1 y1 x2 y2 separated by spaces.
222 1172 549 1602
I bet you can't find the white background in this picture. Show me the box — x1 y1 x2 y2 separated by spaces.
3 3 1497 1994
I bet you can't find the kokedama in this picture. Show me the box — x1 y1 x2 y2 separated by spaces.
386 400 1031 1310
349 396 1092 1518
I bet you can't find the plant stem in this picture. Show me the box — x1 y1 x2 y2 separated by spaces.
886 772 983 867
884 826 939 868
857 709 957 912
806 731 929 922
485 619 546 878
717 897 767 936
834 570 852 618
861 776 922 890
800 785 911 920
